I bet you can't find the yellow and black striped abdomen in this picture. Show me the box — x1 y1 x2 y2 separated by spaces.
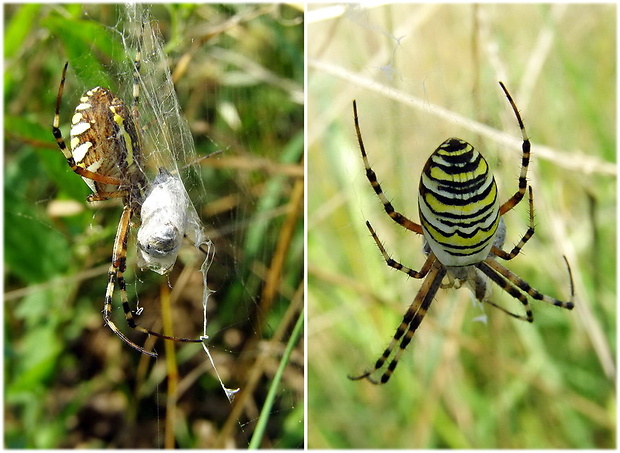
418 138 500 267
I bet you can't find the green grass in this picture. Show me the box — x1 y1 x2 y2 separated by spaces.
308 4 615 448
4 4 303 448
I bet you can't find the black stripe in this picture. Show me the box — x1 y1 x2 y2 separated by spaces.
430 173 491 196
431 152 481 175
427 233 494 255
421 212 498 241
431 209 497 228
420 182 497 212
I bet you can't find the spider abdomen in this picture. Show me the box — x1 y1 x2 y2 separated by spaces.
418 138 500 266
69 86 144 195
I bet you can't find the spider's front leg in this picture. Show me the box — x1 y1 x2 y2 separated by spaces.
353 100 423 235
498 81 531 215
349 260 446 384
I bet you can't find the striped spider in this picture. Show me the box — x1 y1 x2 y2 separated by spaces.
350 82 574 384
51 39 202 357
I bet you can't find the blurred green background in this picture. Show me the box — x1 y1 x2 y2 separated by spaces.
308 3 615 448
5 3 303 448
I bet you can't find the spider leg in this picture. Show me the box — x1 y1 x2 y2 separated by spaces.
349 259 446 384
353 100 423 235
366 220 434 279
498 82 531 215
87 190 129 202
472 261 534 322
482 257 574 311
118 271 203 344
103 207 159 356
476 256 574 324
492 186 535 260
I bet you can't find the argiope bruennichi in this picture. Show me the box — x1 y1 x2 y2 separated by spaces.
350 82 574 384
52 37 202 357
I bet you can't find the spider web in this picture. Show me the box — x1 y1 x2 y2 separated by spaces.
118 4 239 402
104 4 302 446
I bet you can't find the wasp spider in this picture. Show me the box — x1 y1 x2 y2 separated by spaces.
52 43 202 357
350 82 574 384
